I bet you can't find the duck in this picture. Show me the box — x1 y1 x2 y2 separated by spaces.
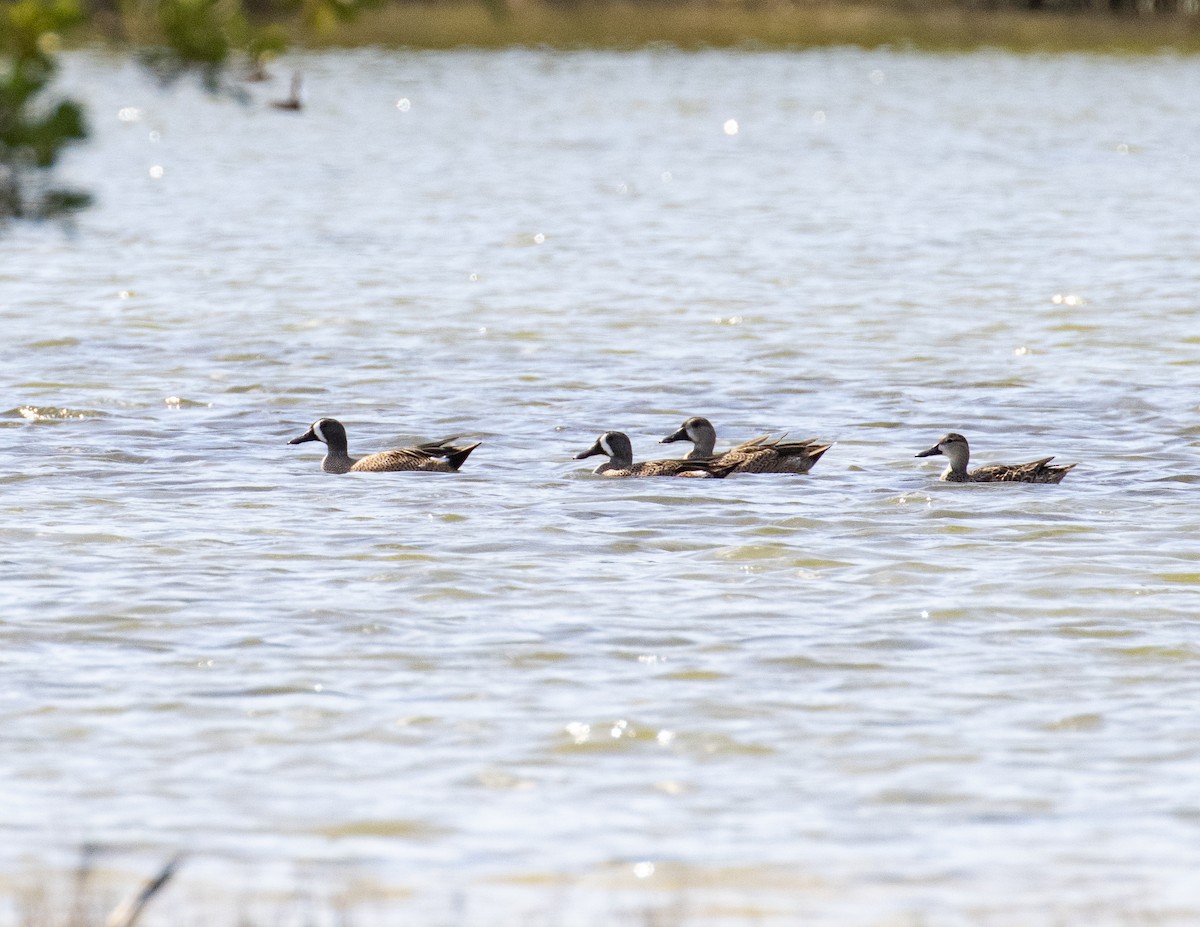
288 418 479 473
574 431 734 478
915 432 1075 483
660 416 831 474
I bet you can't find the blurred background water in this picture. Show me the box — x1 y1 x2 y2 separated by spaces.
2 46 1199 926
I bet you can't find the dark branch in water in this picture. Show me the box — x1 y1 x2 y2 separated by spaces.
102 855 184 927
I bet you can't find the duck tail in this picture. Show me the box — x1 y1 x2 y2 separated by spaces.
1046 461 1076 483
442 442 481 471
706 459 739 479
802 442 834 465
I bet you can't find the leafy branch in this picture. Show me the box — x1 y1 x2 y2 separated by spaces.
1 0 91 220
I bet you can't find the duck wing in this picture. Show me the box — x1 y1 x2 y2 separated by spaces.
971 457 1075 484
350 441 479 472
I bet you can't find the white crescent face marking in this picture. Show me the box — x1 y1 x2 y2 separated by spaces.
599 434 614 457
312 420 327 444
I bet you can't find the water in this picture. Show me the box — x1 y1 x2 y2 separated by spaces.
3 45 1200 926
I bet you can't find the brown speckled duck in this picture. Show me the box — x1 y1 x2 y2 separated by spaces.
915 432 1074 484
660 416 831 475
574 431 733 478
289 418 479 474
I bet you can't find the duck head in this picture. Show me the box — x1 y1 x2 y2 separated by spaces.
915 432 970 471
574 431 634 467
289 418 347 449
660 416 717 455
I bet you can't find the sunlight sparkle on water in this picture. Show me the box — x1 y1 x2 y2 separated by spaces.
723 119 739 136
117 107 143 122
149 165 164 179
633 862 655 879
396 98 411 112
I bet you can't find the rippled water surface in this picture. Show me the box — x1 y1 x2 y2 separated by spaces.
3 46 1200 926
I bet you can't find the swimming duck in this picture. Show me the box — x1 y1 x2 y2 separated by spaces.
288 418 479 473
915 432 1074 483
660 416 831 474
574 431 733 478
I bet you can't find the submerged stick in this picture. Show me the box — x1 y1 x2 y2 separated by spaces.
68 843 99 927
103 854 184 927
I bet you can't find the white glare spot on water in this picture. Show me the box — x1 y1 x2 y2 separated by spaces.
149 165 164 179
118 107 143 123
149 131 161 143
313 684 323 692
468 273 479 281
813 110 827 125
565 722 590 744
533 232 545 244
1117 143 1130 154
920 610 930 619
611 719 629 738
1014 346 1030 356
396 97 411 112
1052 293 1085 306
637 654 660 664
714 316 742 325
617 182 628 194
723 119 739 135
661 171 672 182
633 862 655 879
870 69 885 85
164 396 182 407
118 290 133 299
656 730 676 746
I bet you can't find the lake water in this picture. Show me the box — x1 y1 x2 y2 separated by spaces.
3 45 1200 926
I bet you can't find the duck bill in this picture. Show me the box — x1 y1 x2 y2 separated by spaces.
660 425 688 445
914 444 943 458
573 439 604 460
288 427 318 445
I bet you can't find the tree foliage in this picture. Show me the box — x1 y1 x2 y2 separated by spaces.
1 0 91 220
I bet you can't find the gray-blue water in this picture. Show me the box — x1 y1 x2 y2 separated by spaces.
2 45 1199 926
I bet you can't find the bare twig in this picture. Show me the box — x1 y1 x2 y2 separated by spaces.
102 855 184 927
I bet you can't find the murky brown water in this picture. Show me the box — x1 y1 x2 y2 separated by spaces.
2 46 1199 926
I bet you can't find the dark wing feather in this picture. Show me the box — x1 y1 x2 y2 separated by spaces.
972 457 1075 484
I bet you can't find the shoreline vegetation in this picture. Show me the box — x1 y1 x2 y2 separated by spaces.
91 0 1200 54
